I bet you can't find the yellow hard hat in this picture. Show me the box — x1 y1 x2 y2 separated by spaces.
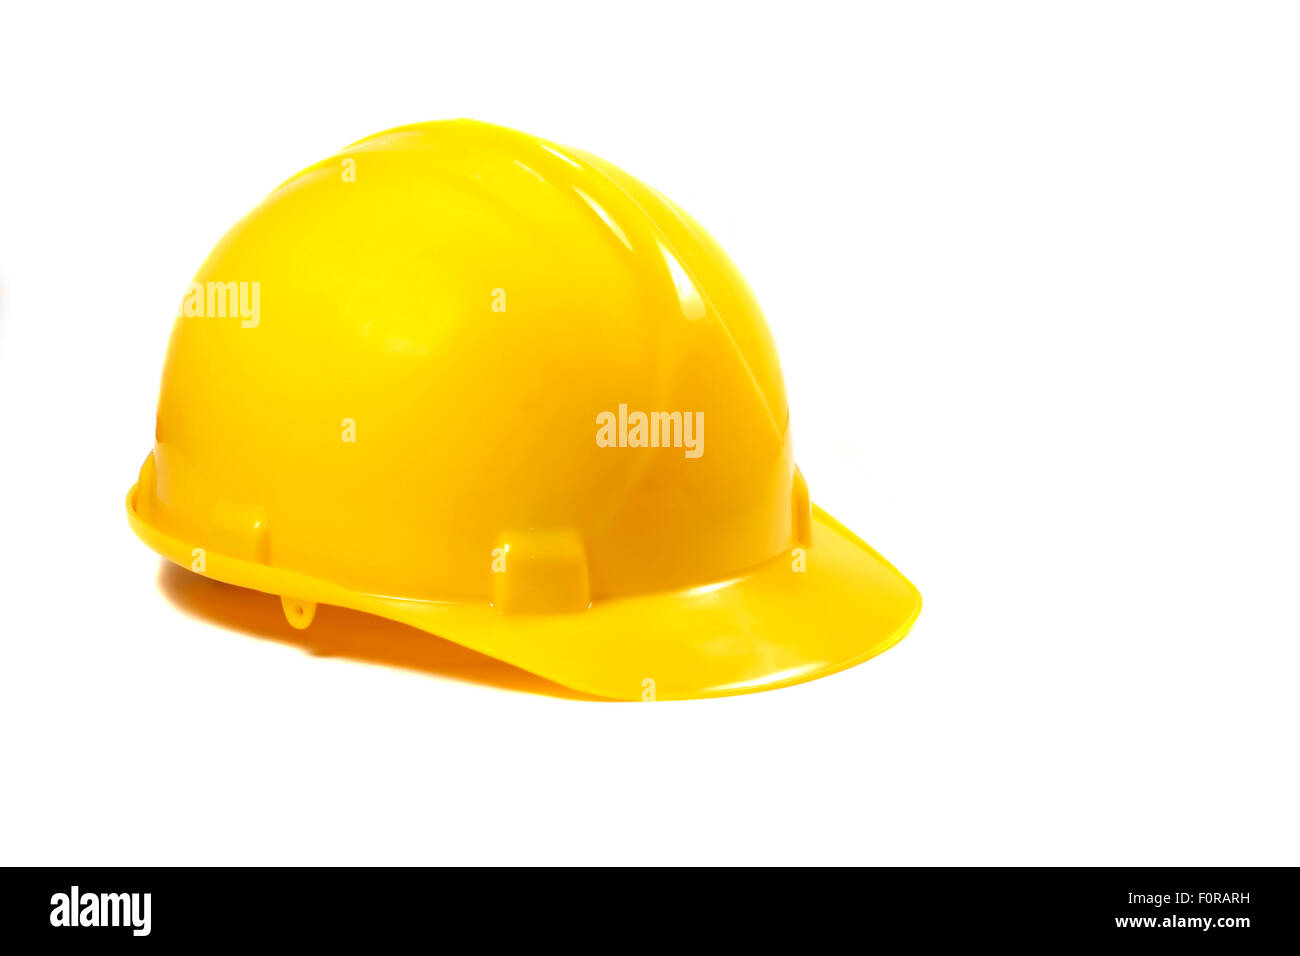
126 120 920 700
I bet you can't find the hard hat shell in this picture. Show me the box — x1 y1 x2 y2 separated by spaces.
126 120 920 700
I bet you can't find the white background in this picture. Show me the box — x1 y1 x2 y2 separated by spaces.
2 1 1297 865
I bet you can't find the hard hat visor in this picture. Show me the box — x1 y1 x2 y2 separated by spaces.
129 483 918 700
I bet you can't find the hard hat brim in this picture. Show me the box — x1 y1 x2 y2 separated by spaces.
128 485 920 700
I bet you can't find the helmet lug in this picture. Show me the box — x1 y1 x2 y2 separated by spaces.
281 597 317 630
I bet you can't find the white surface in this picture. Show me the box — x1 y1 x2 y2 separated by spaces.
1 1 1297 865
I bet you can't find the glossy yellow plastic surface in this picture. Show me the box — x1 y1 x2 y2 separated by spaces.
126 120 921 700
